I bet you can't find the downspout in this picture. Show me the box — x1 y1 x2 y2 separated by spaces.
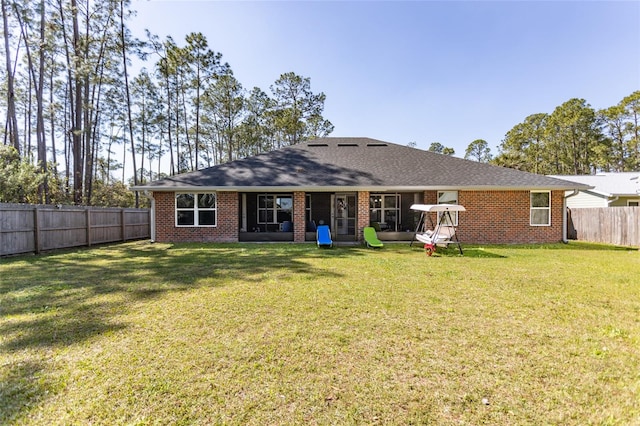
140 190 156 243
563 190 579 243
607 196 619 206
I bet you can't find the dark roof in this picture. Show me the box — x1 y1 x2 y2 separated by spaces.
135 137 591 191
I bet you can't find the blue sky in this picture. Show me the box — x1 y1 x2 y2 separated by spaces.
130 0 640 158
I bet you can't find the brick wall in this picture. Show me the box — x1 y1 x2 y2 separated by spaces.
422 190 439 227
153 191 239 242
357 191 370 243
293 191 306 242
423 190 437 205
153 190 565 244
455 190 563 244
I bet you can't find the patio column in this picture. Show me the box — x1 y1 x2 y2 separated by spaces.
423 190 437 204
293 191 306 243
357 191 370 243
424 190 438 226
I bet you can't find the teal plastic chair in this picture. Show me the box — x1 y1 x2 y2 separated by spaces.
363 226 384 248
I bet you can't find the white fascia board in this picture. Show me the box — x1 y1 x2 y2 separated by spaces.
134 184 590 192
136 186 398 192
582 189 614 198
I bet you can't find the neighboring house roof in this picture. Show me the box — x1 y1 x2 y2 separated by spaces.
548 172 640 198
135 137 592 192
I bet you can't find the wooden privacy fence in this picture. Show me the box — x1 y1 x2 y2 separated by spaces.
1 203 150 256
568 207 639 248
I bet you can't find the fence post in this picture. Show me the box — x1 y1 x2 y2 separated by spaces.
33 207 41 254
121 209 127 242
637 207 640 249
86 208 92 247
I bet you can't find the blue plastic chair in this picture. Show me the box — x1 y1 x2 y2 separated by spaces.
316 224 333 248
280 221 292 232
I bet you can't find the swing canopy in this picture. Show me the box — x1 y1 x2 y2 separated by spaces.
409 204 466 213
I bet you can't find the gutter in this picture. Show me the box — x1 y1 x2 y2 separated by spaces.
563 190 580 243
131 184 589 193
139 191 156 243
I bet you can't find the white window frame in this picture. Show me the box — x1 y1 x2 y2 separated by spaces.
530 191 551 226
257 194 293 224
369 193 400 231
175 192 217 227
305 194 312 224
437 190 459 226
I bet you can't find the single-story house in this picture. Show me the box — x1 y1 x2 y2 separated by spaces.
548 172 640 208
133 137 591 245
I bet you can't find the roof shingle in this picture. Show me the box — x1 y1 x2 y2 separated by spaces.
136 137 591 191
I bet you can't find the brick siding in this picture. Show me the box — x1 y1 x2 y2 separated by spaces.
422 190 564 244
153 190 565 244
357 191 370 242
153 191 238 243
293 191 306 242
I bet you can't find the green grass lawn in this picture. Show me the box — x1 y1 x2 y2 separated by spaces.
1 242 639 425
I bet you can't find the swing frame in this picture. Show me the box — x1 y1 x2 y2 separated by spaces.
409 204 466 255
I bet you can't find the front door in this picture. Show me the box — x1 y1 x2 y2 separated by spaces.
334 194 356 240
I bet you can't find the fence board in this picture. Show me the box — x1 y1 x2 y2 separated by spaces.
1 203 150 256
90 209 124 245
39 209 88 251
568 207 639 247
0 205 36 255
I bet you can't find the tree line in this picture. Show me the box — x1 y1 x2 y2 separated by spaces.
2 1 638 208
462 93 639 174
1 0 333 206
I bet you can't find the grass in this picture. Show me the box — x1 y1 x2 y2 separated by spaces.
1 241 639 425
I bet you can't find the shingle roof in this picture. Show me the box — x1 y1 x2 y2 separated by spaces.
135 137 591 191
548 172 640 197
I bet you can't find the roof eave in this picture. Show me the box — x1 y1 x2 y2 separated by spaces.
579 189 640 198
132 184 591 192
613 193 640 197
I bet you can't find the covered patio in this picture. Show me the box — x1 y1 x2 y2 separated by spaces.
238 191 425 243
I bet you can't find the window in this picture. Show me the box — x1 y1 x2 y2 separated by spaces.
627 200 639 207
176 193 217 227
530 191 551 226
305 194 312 225
370 194 400 231
258 194 293 224
437 191 459 226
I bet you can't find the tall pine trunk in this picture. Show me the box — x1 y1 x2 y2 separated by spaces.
120 0 138 207
37 0 48 202
71 0 84 204
2 0 20 154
